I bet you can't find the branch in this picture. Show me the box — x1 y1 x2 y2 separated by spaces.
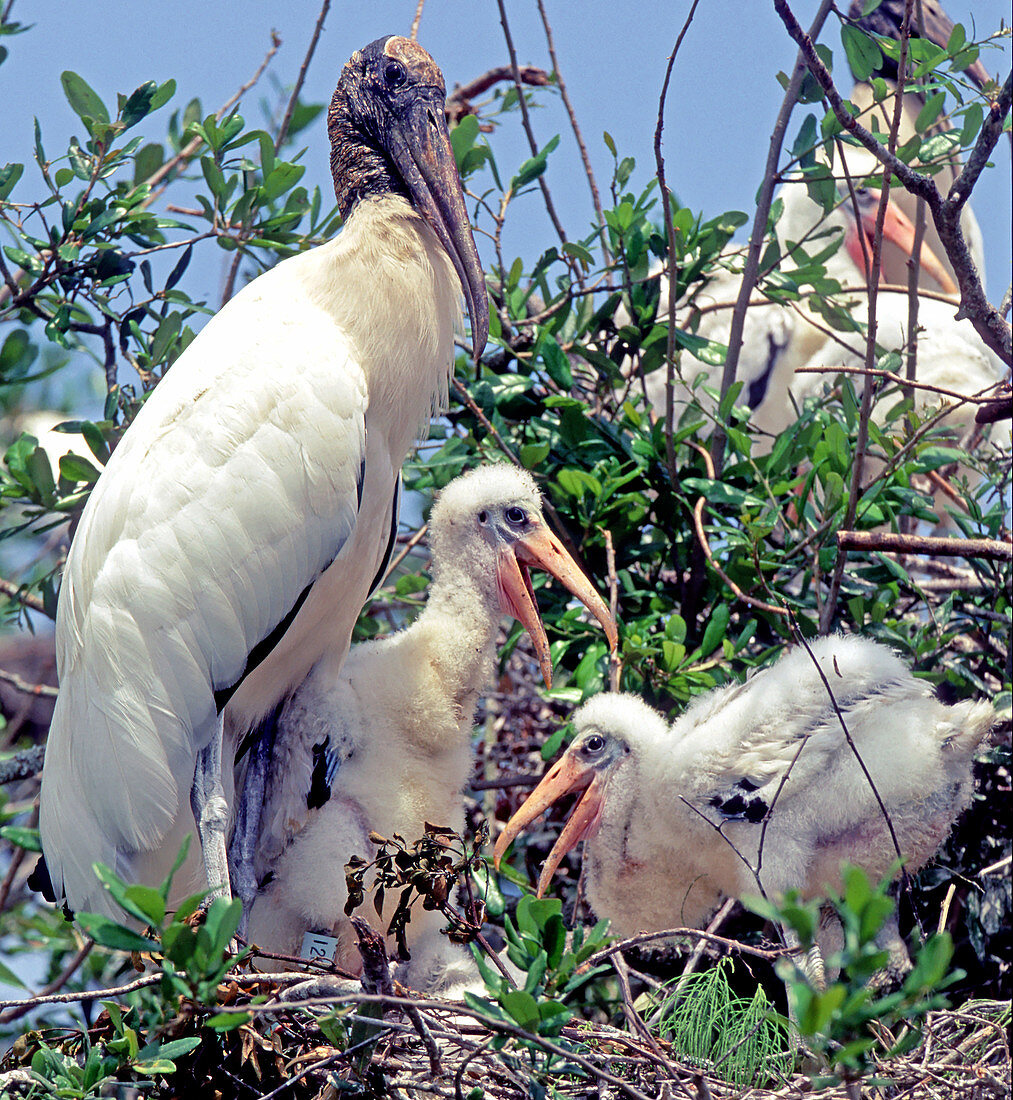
837 529 1012 561
275 2 331 152
0 745 45 784
446 65 551 125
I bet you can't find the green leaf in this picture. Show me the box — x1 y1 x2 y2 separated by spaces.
914 92 946 134
540 336 573 389
500 989 541 1030
0 162 23 200
511 134 560 191
74 912 159 952
206 1010 250 1031
59 453 101 484
519 442 551 468
60 70 109 126
0 825 42 852
841 25 883 83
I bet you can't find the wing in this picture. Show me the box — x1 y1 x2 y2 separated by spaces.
40 259 369 915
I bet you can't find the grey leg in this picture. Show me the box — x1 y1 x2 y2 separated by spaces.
191 711 232 905
229 730 273 939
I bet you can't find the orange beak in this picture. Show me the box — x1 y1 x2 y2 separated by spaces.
493 749 610 896
495 526 618 689
845 190 958 296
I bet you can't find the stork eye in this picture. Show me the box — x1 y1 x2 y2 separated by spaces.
383 60 407 88
505 506 527 526
583 734 606 754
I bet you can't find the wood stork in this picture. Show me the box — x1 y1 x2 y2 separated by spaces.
641 185 963 438
245 465 617 982
844 0 992 291
36 36 489 921
633 0 1000 437
494 636 993 980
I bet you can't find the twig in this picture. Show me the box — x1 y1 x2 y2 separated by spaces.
795 361 1001 405
0 668 58 699
711 0 836 476
535 0 609 267
142 34 281 198
654 1 700 489
494 0 571 254
409 0 425 40
446 66 551 125
0 939 94 1025
0 577 46 613
0 744 46 783
276 2 331 153
602 529 622 692
584 928 792 967
836 529 1011 561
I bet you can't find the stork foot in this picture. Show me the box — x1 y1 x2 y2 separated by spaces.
191 712 233 905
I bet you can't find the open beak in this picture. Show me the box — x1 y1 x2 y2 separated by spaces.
493 750 608 896
495 525 618 689
846 191 958 296
386 86 489 362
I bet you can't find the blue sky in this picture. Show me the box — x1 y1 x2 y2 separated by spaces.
3 1 1010 322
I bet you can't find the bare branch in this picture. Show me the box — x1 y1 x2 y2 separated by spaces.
837 529 1012 561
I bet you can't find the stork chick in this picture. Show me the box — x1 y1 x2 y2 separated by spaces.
495 636 993 979
247 465 617 982
38 37 488 920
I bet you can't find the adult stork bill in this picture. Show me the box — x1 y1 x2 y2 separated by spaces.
495 636 993 980
38 36 489 921
245 465 617 985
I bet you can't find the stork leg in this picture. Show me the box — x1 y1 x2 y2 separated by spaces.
191 712 232 905
229 728 274 939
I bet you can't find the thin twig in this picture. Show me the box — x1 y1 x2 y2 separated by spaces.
535 0 610 268
494 0 571 254
602 528 622 692
0 668 58 699
0 577 46 613
0 939 94 1025
409 0 425 40
711 0 836 476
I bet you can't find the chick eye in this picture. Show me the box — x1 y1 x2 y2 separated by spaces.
478 510 489 524
505 506 527 526
384 60 407 87
583 734 605 754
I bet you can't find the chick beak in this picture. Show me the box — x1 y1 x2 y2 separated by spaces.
846 190 958 295
493 750 608 896
495 524 618 689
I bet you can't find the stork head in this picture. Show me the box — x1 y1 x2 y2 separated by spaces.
842 187 957 295
329 36 488 360
428 465 618 689
493 692 666 895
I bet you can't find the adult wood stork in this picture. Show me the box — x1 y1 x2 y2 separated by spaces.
642 186 962 438
633 0 999 436
245 465 617 984
37 36 489 921
494 636 993 979
845 0 992 291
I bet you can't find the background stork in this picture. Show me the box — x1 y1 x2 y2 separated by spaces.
37 35 489 921
495 636 994 983
246 464 616 986
630 0 1001 442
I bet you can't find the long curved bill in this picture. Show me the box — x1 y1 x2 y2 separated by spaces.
383 45 488 361
493 751 607 896
848 191 958 296
495 526 618 689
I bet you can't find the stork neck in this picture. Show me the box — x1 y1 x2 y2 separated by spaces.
328 88 406 219
415 568 502 703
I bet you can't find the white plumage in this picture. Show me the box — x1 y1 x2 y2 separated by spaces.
38 36 489 919
495 636 994 945
246 465 616 982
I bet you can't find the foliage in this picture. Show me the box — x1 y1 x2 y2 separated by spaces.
748 865 965 1086
653 959 792 1088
